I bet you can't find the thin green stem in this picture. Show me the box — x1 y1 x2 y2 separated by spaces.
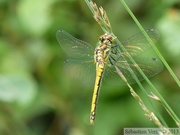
115 66 169 129
119 0 180 126
114 38 169 127
119 0 180 88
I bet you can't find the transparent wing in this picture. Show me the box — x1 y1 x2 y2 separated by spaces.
103 29 162 85
64 59 96 86
56 30 95 85
56 30 94 60
122 29 160 56
104 55 163 85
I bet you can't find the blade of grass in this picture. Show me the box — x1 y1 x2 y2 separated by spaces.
115 34 180 126
119 0 180 88
119 0 180 126
115 66 171 134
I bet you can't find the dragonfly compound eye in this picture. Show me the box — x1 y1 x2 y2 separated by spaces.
99 33 113 44
105 34 113 40
99 35 105 42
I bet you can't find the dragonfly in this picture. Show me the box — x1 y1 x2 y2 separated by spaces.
56 29 163 125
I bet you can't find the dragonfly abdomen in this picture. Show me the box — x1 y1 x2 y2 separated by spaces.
90 63 104 124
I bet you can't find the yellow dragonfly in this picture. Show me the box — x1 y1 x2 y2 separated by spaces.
56 29 163 124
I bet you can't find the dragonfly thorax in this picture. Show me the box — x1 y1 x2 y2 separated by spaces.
94 33 114 68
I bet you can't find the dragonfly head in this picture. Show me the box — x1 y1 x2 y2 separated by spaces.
99 33 117 47
99 33 113 44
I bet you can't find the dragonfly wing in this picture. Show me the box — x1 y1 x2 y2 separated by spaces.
56 30 94 60
103 55 163 85
122 29 160 56
103 64 127 85
64 59 96 86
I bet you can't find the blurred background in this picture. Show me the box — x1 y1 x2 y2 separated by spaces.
0 0 180 135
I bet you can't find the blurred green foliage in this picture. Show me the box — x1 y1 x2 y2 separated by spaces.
0 0 180 135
